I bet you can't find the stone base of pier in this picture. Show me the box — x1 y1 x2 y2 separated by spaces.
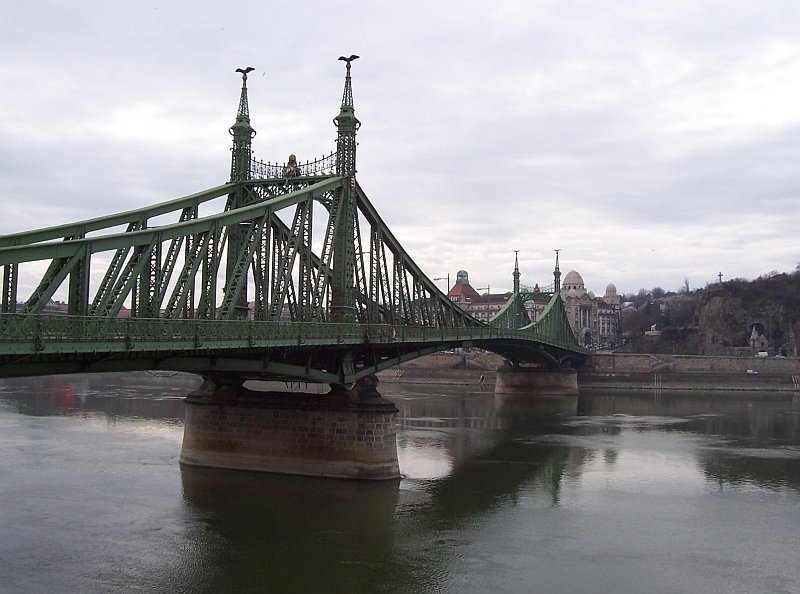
180 378 400 481
494 367 579 416
495 366 579 396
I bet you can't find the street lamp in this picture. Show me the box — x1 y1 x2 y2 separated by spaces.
435 274 450 293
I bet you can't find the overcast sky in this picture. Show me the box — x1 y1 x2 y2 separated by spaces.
1 1 798 297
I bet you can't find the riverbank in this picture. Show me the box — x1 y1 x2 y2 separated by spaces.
376 351 800 392
581 352 800 392
376 351 499 385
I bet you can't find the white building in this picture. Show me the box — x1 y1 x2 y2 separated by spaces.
560 270 621 347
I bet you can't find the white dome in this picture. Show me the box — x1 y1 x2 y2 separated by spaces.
563 270 584 286
605 283 617 297
562 270 585 292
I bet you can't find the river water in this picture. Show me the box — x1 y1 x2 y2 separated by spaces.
0 374 798 594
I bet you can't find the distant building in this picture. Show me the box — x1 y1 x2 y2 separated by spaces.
749 325 769 353
446 270 511 322
446 262 621 344
560 270 621 347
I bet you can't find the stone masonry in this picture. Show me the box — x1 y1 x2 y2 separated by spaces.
180 390 400 480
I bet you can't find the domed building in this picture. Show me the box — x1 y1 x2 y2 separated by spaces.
447 270 483 305
560 270 621 347
442 259 622 345
562 270 585 293
445 270 512 322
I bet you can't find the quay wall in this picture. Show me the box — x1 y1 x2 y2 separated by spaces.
376 352 499 385
582 353 800 391
588 352 800 375
376 351 800 391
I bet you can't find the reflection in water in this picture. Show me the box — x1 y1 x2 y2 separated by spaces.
393 384 506 479
580 391 800 492
0 372 200 421
0 377 799 593
179 467 407 593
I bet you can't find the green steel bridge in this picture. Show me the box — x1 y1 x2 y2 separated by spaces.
0 60 588 388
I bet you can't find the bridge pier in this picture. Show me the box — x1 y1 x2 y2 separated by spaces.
180 375 400 481
494 364 579 414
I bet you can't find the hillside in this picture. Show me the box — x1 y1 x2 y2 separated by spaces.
623 270 799 357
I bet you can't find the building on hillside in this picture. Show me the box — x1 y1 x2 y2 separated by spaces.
749 326 769 353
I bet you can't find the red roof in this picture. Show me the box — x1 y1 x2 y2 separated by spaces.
448 282 483 301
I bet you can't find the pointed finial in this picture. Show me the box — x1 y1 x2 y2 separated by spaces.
232 66 256 122
337 55 359 108
334 55 360 175
229 66 256 182
553 249 562 292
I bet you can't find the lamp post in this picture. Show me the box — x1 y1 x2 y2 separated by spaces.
435 274 450 294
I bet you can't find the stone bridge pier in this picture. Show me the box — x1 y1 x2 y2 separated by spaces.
180 375 400 480
494 363 579 415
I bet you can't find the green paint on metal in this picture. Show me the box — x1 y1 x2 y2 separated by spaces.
0 61 587 383
330 56 361 324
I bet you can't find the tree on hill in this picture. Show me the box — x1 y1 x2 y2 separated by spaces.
622 268 799 356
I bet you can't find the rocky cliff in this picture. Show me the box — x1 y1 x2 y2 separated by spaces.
628 271 799 356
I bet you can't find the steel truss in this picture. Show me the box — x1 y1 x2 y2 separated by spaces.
0 171 586 382
0 63 588 383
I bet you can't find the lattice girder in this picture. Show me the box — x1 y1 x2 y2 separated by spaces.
0 173 588 381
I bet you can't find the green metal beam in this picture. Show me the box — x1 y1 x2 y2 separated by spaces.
0 183 233 249
0 63 589 385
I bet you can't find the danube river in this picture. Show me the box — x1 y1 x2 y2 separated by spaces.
1 374 798 593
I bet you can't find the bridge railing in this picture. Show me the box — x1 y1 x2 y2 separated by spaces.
0 312 579 357
0 313 389 350
250 152 338 179
520 283 555 297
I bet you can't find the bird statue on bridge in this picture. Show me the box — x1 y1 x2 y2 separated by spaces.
236 66 255 80
338 55 359 66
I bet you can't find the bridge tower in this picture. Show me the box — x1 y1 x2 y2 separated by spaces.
494 248 578 406
220 68 257 320
180 60 400 481
330 56 360 324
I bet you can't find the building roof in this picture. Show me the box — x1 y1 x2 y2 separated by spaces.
562 270 585 289
448 281 483 301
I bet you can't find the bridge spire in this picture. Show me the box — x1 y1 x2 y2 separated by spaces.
229 67 257 182
330 55 361 326
553 249 561 292
513 250 520 294
334 55 360 176
223 67 257 320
